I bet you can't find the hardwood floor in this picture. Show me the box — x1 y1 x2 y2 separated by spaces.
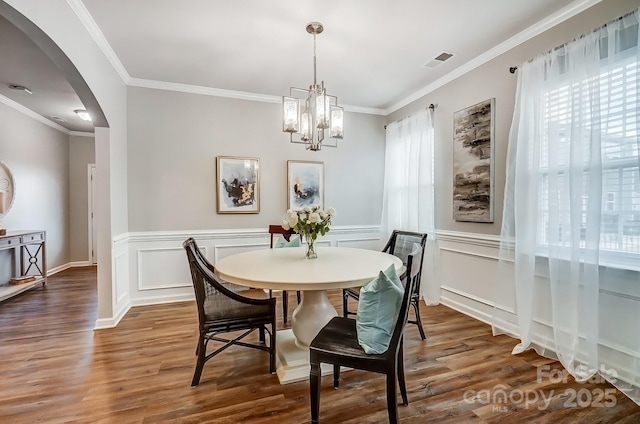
1 267 638 423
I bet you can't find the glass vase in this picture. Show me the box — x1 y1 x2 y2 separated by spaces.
305 237 317 259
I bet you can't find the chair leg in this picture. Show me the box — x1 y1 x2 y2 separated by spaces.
310 360 321 424
191 334 207 387
411 299 426 340
296 290 301 304
259 326 265 343
283 290 289 324
269 320 276 373
397 341 409 406
333 364 340 388
386 371 399 424
342 289 349 317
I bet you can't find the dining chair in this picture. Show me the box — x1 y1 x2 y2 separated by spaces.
343 230 428 339
268 224 301 324
183 237 277 386
309 244 421 424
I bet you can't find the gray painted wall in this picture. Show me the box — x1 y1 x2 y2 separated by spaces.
126 87 386 231
387 0 640 236
0 101 69 284
68 135 95 262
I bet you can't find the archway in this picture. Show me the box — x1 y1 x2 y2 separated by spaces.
0 1 116 325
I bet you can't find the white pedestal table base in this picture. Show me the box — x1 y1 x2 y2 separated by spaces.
291 290 337 347
274 290 350 384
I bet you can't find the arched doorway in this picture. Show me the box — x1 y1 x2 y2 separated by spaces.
0 0 125 326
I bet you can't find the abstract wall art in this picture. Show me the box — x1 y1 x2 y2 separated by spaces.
452 98 495 222
287 160 324 210
216 156 260 214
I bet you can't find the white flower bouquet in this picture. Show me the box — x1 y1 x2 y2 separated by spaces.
282 205 335 258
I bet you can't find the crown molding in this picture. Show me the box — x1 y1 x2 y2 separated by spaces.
66 0 599 117
65 0 131 84
386 0 603 114
69 131 95 137
128 78 386 115
128 78 281 104
0 94 70 134
344 104 386 115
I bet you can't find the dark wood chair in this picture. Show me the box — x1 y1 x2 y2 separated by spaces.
268 224 301 324
343 230 428 340
310 244 422 424
183 237 276 387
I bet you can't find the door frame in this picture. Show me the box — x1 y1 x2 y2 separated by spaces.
87 163 97 265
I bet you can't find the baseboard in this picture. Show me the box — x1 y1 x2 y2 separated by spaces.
47 261 93 276
129 293 195 307
440 292 494 327
94 301 130 330
69 260 92 267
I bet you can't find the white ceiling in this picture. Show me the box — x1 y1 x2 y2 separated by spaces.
0 0 597 132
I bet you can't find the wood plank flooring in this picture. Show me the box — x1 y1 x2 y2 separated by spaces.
1 267 638 423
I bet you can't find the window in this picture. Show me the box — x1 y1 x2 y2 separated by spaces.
537 55 640 263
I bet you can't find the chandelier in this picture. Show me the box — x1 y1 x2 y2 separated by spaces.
282 22 344 151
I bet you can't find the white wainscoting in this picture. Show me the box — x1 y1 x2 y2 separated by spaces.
436 230 503 326
126 225 383 307
435 229 640 387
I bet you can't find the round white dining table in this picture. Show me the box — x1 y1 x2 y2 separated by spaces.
214 246 403 348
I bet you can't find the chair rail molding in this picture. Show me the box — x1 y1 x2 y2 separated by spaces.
124 225 383 308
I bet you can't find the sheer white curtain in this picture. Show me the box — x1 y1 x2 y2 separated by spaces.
494 9 640 405
381 108 441 304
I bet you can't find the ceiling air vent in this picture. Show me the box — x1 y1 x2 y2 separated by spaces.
423 51 455 69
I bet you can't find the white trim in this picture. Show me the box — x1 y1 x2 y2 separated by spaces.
440 246 500 261
335 237 380 247
127 225 381 243
0 94 70 134
436 229 501 248
88 164 96 265
386 0 603 113
129 78 280 103
137 246 200 291
65 0 131 83
47 261 94 276
69 131 95 138
114 250 128 304
113 232 129 248
128 78 386 115
94 302 130 329
68 260 92 267
129 293 194 307
441 292 495 327
47 263 70 275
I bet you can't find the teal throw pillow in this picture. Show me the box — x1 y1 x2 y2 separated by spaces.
274 234 301 248
356 264 404 354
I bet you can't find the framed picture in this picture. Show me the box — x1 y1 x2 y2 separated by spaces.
452 98 495 222
216 156 260 214
287 160 324 210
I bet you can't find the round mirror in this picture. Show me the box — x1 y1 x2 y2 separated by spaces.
0 161 16 218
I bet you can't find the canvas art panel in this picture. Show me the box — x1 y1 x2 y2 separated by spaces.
287 160 324 210
452 98 495 222
216 156 260 214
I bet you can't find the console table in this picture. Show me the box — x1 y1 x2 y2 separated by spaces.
0 230 47 303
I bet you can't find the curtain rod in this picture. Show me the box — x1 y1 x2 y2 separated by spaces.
508 9 636 74
384 104 435 129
